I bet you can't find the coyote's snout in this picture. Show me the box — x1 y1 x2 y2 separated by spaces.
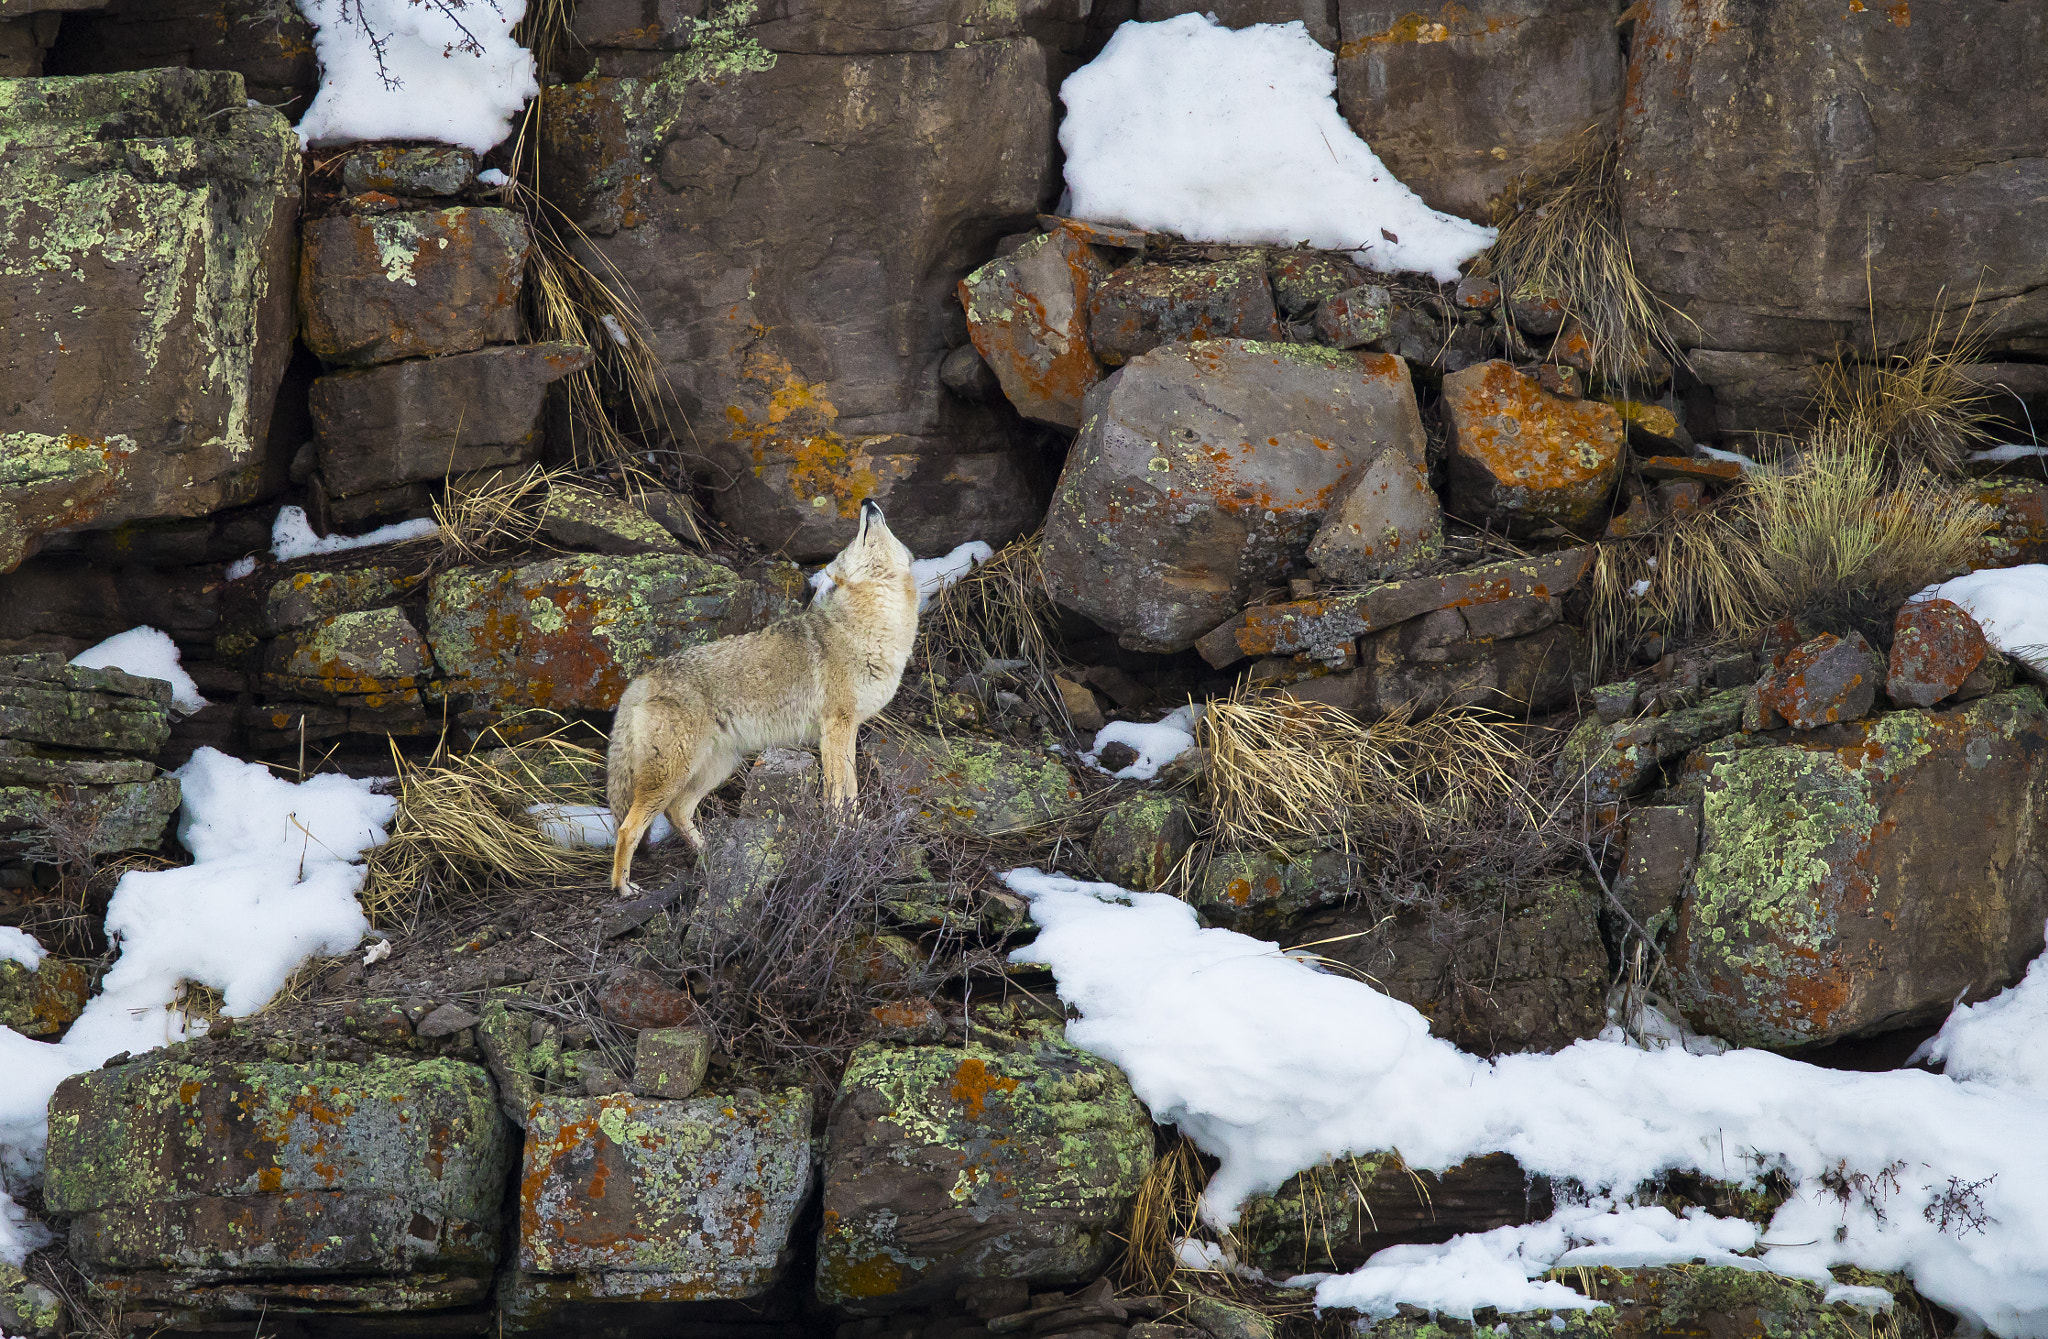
605 500 920 894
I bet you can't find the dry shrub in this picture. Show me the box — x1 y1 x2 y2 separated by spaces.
666 786 967 1086
1120 1133 1214 1293
431 461 563 562
1199 691 1536 853
1593 428 1994 657
919 533 1060 674
360 719 610 924
1478 132 1684 386
1811 301 2000 474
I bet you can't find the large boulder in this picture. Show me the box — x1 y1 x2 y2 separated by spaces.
539 36 1060 560
425 553 802 713
1333 0 1625 219
867 731 1085 837
1042 340 1428 652
815 1038 1154 1312
38 0 318 109
0 70 301 571
299 208 531 366
43 1053 511 1311
959 226 1111 430
507 1090 813 1323
1666 689 2048 1049
1620 0 2048 355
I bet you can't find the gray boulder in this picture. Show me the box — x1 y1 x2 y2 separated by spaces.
1305 447 1443 584
1042 340 1427 652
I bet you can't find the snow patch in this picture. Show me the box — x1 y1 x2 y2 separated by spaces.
0 927 43 972
1058 15 1495 281
293 0 539 154
70 626 208 714
1081 704 1199 780
1913 936 2048 1096
269 504 440 563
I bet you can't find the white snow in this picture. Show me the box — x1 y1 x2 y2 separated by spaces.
1081 704 1199 780
477 167 510 187
0 927 43 971
1058 15 1496 282
1967 444 2048 465
809 538 992 612
1696 444 1758 471
529 803 672 850
1002 870 2048 1332
70 626 208 714
268 504 441 563
1920 565 2048 671
1912 942 2048 1097
225 555 259 581
293 0 539 154
0 748 393 1266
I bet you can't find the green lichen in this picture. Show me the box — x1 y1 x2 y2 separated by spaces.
663 0 778 86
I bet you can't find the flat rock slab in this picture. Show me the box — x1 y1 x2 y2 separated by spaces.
425 553 800 713
539 486 684 556
509 1090 812 1316
960 227 1109 430
0 654 171 754
299 207 529 365
816 1040 1153 1312
339 146 477 198
262 567 422 635
866 732 1084 837
1195 547 1592 668
265 608 434 708
0 69 300 571
44 1053 509 1288
0 776 180 857
1237 1152 1549 1273
1444 360 1624 536
1042 340 1427 653
1667 688 2048 1049
1085 257 1282 366
310 343 591 495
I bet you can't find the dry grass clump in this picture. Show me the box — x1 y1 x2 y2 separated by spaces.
1199 691 1536 853
1120 1133 1214 1293
1592 428 1994 656
431 461 563 562
920 533 1060 673
1811 302 2000 474
360 721 611 924
1478 132 1683 386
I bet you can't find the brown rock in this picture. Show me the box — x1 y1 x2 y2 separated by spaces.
1533 362 1582 398
1638 454 1744 485
1305 447 1443 584
1266 248 1366 317
959 227 1110 430
1284 617 1582 720
1888 600 1990 709
263 608 434 709
1236 1151 1552 1273
1086 258 1283 366
1054 675 1106 732
1442 360 1625 536
595 967 697 1031
1142 0 1336 49
1311 283 1393 349
1607 398 1694 455
310 343 591 494
1971 479 2048 570
299 207 529 366
1754 632 1884 731
37 0 317 108
1616 804 1701 930
1041 341 1426 653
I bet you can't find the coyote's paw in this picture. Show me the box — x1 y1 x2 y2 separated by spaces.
616 881 646 900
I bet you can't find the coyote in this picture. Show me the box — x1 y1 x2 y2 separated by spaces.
606 499 920 894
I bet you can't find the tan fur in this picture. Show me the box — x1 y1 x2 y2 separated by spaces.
605 501 920 894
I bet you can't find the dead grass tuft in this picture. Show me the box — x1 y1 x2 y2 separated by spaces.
1812 300 2000 475
359 717 611 925
431 461 562 562
1199 691 1536 853
919 533 1060 674
1120 1133 1214 1294
1479 131 1684 387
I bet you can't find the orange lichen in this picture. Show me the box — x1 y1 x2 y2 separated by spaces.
948 1056 1021 1120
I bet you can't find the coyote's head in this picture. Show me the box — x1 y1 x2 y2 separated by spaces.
820 499 916 608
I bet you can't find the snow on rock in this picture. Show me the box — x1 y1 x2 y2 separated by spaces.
1081 704 1199 781
0 927 45 972
1913 939 2048 1097
1058 15 1496 282
293 0 539 154
1921 565 2048 671
0 748 395 1265
70 625 209 714
1002 870 2048 1332
530 802 672 850
266 504 441 565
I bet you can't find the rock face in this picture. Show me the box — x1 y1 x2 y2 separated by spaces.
1667 689 2048 1049
540 37 1059 560
426 553 801 712
0 69 301 571
1751 631 1884 731
1334 0 1625 219
1620 0 2048 355
1443 361 1625 536
0 653 179 856
309 343 592 495
299 208 530 366
960 227 1110 430
815 1039 1153 1312
1042 341 1427 652
43 1053 510 1310
509 1090 813 1320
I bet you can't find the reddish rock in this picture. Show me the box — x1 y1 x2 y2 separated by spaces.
1312 283 1394 349
1606 398 1693 454
1754 632 1884 731
1639 454 1745 485
1086 258 1283 366
1658 477 1708 520
595 967 697 1031
1041 341 1425 653
1971 479 2048 570
1888 600 1990 709
1533 362 1582 398
1195 547 1593 668
299 207 529 365
1603 485 1655 539
1668 690 2048 1049
1267 249 1367 317
1442 360 1625 535
958 228 1110 430
1512 294 1569 339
